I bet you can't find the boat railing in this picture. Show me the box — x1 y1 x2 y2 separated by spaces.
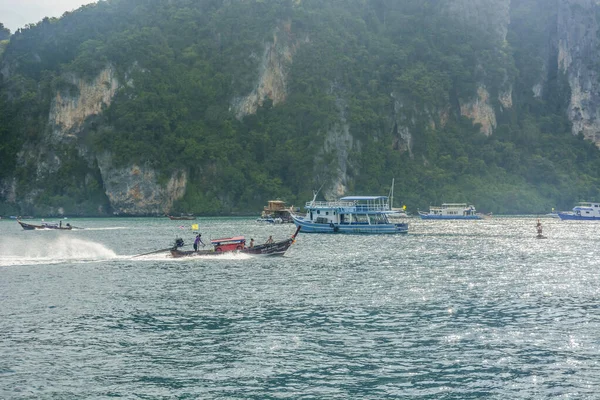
441 203 469 208
305 201 391 212
306 201 355 208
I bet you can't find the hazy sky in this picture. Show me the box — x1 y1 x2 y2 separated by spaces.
0 0 97 33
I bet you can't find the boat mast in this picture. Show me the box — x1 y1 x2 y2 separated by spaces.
311 182 325 207
388 178 395 210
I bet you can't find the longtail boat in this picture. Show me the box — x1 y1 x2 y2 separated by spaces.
168 215 196 220
17 220 74 230
169 226 301 258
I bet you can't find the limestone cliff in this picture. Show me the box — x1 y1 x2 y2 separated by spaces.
460 86 497 136
390 94 415 157
320 96 354 200
97 153 187 215
445 0 513 135
50 66 119 139
233 21 303 119
8 65 189 215
556 0 600 146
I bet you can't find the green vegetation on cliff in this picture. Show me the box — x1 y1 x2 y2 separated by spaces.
1 0 599 215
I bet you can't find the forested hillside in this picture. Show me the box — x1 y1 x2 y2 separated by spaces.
1 0 599 216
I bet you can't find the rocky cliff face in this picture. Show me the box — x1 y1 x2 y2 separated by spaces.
8 65 189 215
556 0 600 146
97 153 187 215
50 66 119 139
233 21 303 119
319 96 355 201
460 86 498 136
446 0 513 136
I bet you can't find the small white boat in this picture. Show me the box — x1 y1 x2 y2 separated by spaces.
419 203 482 220
256 216 283 224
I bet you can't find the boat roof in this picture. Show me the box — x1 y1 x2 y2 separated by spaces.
340 196 388 201
210 236 245 244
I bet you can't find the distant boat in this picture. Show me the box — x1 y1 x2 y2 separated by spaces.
17 220 74 230
260 200 295 223
391 208 409 218
558 202 600 220
256 216 283 224
168 215 196 220
418 203 482 220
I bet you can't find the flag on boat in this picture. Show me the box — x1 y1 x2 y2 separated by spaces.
191 223 199 231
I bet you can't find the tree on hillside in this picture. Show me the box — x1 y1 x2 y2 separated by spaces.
0 23 10 40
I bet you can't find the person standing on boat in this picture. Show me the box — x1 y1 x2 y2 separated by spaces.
265 235 274 244
249 238 254 248
536 219 543 236
193 234 204 251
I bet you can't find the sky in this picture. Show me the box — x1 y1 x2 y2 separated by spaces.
0 0 97 33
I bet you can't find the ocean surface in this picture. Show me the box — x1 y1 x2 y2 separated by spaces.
1 216 599 399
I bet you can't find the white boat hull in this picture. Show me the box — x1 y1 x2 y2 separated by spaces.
291 215 408 234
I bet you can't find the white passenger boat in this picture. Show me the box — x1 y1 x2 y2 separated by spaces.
418 203 482 220
290 195 409 234
558 202 600 220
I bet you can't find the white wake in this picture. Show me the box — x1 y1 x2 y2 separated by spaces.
0 237 117 267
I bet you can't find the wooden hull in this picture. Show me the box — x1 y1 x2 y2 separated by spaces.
18 221 38 230
170 238 294 258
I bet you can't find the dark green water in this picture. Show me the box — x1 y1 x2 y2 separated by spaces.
1 217 599 398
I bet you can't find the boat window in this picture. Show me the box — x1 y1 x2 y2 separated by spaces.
317 210 320 214
369 214 386 224
353 214 369 224
326 212 329 215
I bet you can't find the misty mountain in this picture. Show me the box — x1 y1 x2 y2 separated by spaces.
1 0 599 216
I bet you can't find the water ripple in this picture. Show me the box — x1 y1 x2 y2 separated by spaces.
1 217 600 398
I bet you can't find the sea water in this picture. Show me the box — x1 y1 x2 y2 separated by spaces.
1 216 599 398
